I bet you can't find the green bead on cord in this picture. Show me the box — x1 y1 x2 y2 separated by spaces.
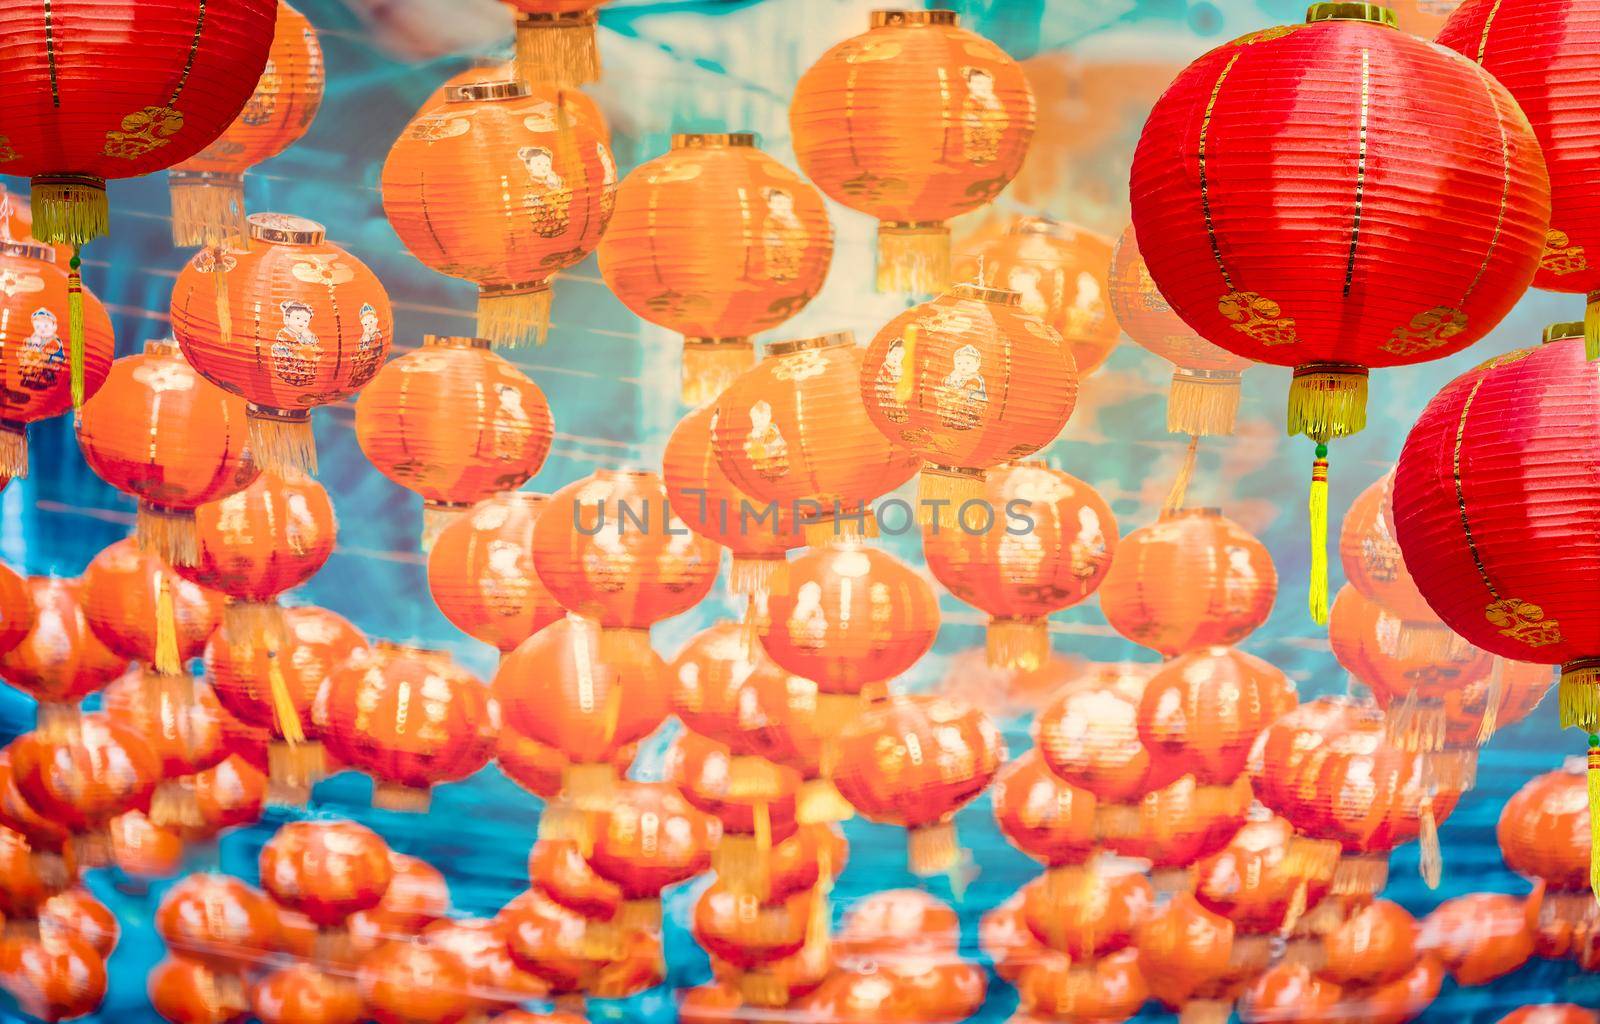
1315 443 1328 458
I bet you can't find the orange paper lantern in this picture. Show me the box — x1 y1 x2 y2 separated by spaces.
356 335 553 546
9 713 162 867
258 819 393 931
81 538 223 676
0 561 32 660
382 79 614 348
790 10 1035 294
0 578 126 729
171 212 395 475
1136 645 1297 788
154 873 279 972
1499 764 1592 931
76 339 255 566
357 941 475 1024
598 132 833 403
427 491 564 653
991 748 1097 868
0 932 107 1023
586 780 716 931
168 1 326 246
148 956 251 1024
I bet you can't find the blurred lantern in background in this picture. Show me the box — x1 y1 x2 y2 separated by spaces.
963 217 1120 377
259 818 393 957
505 1 608 88
532 468 720 664
320 643 498 812
382 78 614 348
1130 3 1551 624
81 539 221 679
0 236 114 464
860 283 1077 517
791 10 1035 295
356 335 553 548
1098 506 1276 658
714 332 921 544
923 462 1115 669
0 563 33 660
167 1 326 247
1498 762 1593 937
1108 225 1252 438
599 132 832 404
1419 892 1536 988
0 578 125 734
586 780 715 934
428 491 564 655
76 339 255 567
1438 0 1600 354
171 212 394 476
991 748 1097 871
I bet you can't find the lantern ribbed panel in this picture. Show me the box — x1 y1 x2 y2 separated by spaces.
0 578 125 705
1394 337 1600 667
1438 0 1600 295
663 406 801 564
204 606 366 736
11 713 161 833
427 491 564 654
1135 645 1296 786
1339 472 1435 621
991 749 1097 867
1096 507 1277 658
176 472 336 604
1107 225 1249 375
1130 17 1549 370
1328 584 1490 705
860 284 1078 473
355 336 553 509
259 819 393 927
1497 766 1590 894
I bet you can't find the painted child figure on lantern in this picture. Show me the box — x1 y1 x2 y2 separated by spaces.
744 400 790 479
349 303 384 388
761 186 805 286
875 339 909 423
960 66 1004 164
480 539 533 616
518 145 572 238
936 344 988 430
273 300 320 388
18 308 64 390
491 382 535 464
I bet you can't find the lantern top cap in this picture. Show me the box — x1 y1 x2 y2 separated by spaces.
0 239 55 264
765 331 855 357
423 335 493 350
1543 322 1584 344
595 467 658 480
504 490 550 507
516 7 597 26
952 282 1021 306
248 213 325 246
871 10 959 28
446 80 529 103
671 132 757 150
1160 506 1223 520
144 338 181 357
373 639 451 661
1305 3 1398 27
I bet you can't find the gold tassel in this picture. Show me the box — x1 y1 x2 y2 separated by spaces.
1164 434 1199 514
986 617 1048 671
681 338 753 407
1560 659 1600 733
1587 291 1600 362
477 282 552 348
729 555 783 598
1588 741 1600 905
1478 658 1505 747
247 407 317 477
917 464 985 528
1286 363 1368 443
906 820 960 877
877 224 950 296
1418 796 1442 890
29 175 108 246
513 10 601 88
265 636 306 745
137 504 199 567
168 172 246 249
154 570 181 676
67 247 85 413
1279 879 1309 939
372 782 432 813
1308 448 1330 625
1168 369 1242 437
0 421 26 479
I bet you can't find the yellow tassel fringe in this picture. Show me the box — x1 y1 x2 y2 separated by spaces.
1308 454 1330 625
1586 291 1600 362
29 176 108 247
477 283 552 348
877 223 950 296
1560 659 1600 732
1168 368 1242 437
154 571 181 676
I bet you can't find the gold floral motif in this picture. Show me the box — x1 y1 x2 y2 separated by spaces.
1485 597 1563 648
406 115 471 142
104 106 185 160
0 269 45 299
1540 228 1588 276
841 172 908 203
191 248 238 275
1382 306 1467 357
1218 290 1296 346
0 137 16 163
771 348 827 382
844 39 903 63
1471 347 1533 372
291 256 354 287
1231 24 1301 46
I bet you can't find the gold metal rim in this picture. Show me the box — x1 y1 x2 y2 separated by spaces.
870 9 959 28
764 331 854 357
952 282 1021 306
423 335 494 350
168 169 245 186
671 132 757 150
245 403 312 423
0 239 56 264
446 80 530 103
247 212 325 246
144 338 181 356
1543 321 1584 344
1292 362 1370 379
1305 2 1398 27
516 9 598 27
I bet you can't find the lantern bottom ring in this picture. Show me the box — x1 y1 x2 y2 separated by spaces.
0 418 26 479
1288 362 1368 444
29 174 108 247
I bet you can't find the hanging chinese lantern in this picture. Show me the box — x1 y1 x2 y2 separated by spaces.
500 888 605 996
428 491 564 654
790 10 1035 294
0 755 73 892
0 578 125 735
1438 0 1600 355
0 822 55 920
1237 963 1341 1024
81 538 223 678
598 132 832 403
668 730 801 899
1021 854 1154 963
1016 948 1149 1024
1135 892 1241 1024
101 669 230 828
0 237 114 462
0 564 30 661
1319 899 1421 990
586 781 716 932
798 968 925 1024
418 61 608 137
0 932 108 1022
1391 322 1600 882
177 470 338 640
76 339 255 566
259 819 393 954
422 917 549 1012
356 941 475 1024
1194 811 1330 951
1499 763 1592 935
713 332 921 543
320 643 498 812
860 283 1077 515
154 873 279 973
1137 646 1295 789
835 888 961 961
171 212 393 475
923 461 1114 669
1339 472 1435 621
730 653 853 825
492 616 669 829
382 79 614 349
527 838 621 935
0 0 275 417
1130 4 1550 623
1418 892 1536 987
252 965 365 1024
204 604 367 802
168 2 326 247
149 956 252 1024
692 882 811 1006
1098 507 1277 658
496 726 636 803
505 1 608 88
963 217 1120 377
187 753 267 839
531 468 720 663
349 853 451 950
832 694 1004 876
1037 673 1183 809
8 713 162 867
663 406 804 598
1107 225 1253 438
991 748 1098 869
355 335 552 547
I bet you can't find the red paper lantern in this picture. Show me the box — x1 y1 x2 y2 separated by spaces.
1036 674 1181 805
0 932 108 1023
790 10 1035 294
81 538 223 676
586 781 716 932
76 339 255 566
1136 645 1296 789
172 212 395 476
991 748 1097 868
356 335 553 547
0 578 125 730
259 819 393 932
1320 899 1419 988
154 873 279 972
320 644 498 812
1135 892 1237 1018
1130 3 1551 622
168 1 326 246
0 236 114 468
349 852 451 949
923 461 1115 669
1339 471 1435 622
427 491 564 654
100 669 230 827
1193 811 1329 939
